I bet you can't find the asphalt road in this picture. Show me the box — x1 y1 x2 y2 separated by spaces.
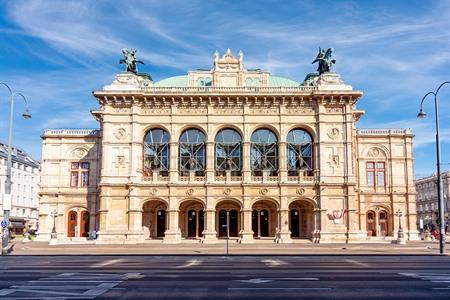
1 255 450 299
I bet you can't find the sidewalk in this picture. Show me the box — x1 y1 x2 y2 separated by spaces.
4 240 449 255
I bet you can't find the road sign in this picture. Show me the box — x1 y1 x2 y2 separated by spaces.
1 220 8 229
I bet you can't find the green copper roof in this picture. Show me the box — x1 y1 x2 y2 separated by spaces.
268 76 300 87
154 75 188 87
153 75 300 87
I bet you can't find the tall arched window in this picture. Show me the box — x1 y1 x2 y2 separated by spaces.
144 128 170 176
251 128 278 176
287 128 313 176
179 128 206 176
215 128 242 176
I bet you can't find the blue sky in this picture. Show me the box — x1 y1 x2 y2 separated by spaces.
0 0 449 178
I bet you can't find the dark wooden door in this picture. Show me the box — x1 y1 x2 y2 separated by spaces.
229 209 238 237
260 209 269 237
379 211 388 237
67 211 77 238
290 209 300 238
157 210 166 237
218 210 227 237
198 210 204 237
187 210 197 237
367 211 376 236
80 211 89 237
252 210 258 237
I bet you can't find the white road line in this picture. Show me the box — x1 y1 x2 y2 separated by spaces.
174 258 202 268
432 287 450 290
261 259 287 267
344 259 369 267
91 258 124 268
229 287 332 290
82 283 119 296
1 288 83 296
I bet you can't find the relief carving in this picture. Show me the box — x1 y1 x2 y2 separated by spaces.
72 148 88 158
113 128 127 141
250 107 278 114
327 127 340 140
285 106 314 114
367 147 381 158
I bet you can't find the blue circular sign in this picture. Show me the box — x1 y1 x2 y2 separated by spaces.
1 220 8 229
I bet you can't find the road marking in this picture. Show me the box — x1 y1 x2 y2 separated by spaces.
229 288 332 290
399 272 450 290
432 287 450 290
92 258 124 268
261 259 287 267
236 277 319 284
344 259 369 267
175 258 202 268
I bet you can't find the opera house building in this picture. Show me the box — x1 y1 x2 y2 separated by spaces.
37 49 418 244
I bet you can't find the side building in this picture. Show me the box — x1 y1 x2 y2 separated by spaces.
37 49 418 244
0 142 40 234
415 171 450 231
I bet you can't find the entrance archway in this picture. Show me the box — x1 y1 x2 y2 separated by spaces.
142 200 168 239
67 211 77 238
289 200 315 239
216 200 241 238
252 200 278 238
366 209 390 237
179 200 205 238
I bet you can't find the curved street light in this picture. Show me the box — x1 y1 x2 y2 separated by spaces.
1 82 32 256
417 81 449 255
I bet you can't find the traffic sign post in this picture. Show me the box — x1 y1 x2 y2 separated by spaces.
1 220 8 229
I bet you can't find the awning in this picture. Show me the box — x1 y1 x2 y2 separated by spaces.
10 221 25 229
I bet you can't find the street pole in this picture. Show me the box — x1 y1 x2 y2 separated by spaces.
226 211 230 256
1 83 31 256
418 81 449 255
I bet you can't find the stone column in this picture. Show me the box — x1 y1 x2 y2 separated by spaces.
278 208 292 243
126 210 143 243
163 209 181 243
242 142 251 182
169 142 178 183
279 141 287 183
206 141 215 182
202 209 218 243
240 209 254 243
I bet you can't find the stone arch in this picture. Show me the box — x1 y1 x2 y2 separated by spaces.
142 199 168 239
287 197 318 209
178 198 206 238
141 124 171 141
212 124 244 139
215 197 243 210
139 197 169 211
285 124 317 142
65 206 89 238
288 199 316 239
364 145 389 159
250 197 280 209
174 124 208 142
249 124 281 141
251 198 279 238
215 198 242 238
364 205 392 237
177 197 206 210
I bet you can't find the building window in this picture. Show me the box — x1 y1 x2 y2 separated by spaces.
366 161 385 189
287 128 313 176
215 128 242 176
70 162 90 187
143 128 170 176
179 128 206 176
251 128 278 176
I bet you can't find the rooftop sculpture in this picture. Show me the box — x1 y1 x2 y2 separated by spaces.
120 48 144 74
312 47 336 75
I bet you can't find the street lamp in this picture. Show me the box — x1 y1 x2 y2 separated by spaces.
395 209 405 244
417 81 449 255
1 82 32 256
49 210 58 245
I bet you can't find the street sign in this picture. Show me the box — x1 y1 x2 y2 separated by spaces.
1 220 8 229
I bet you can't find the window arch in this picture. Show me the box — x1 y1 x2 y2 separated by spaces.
251 128 278 176
179 128 206 176
215 128 242 176
287 128 313 176
144 128 170 176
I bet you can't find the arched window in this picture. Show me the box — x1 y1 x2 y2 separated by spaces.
287 128 313 176
215 128 242 176
144 128 170 176
251 128 278 176
179 128 206 176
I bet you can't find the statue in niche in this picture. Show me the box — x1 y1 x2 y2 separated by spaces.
120 48 144 74
312 47 336 75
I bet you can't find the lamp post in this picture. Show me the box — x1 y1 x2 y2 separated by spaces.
49 210 58 245
1 82 31 256
395 209 405 244
417 81 449 255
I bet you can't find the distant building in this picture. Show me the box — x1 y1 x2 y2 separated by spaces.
415 171 450 230
38 49 418 244
0 142 40 234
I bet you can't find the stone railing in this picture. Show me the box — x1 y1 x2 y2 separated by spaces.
42 129 100 137
287 175 315 183
357 128 412 135
142 86 316 94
